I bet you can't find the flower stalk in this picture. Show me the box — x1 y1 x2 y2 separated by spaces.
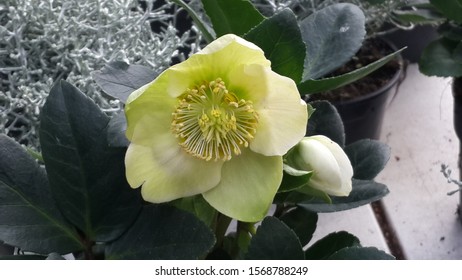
169 0 215 43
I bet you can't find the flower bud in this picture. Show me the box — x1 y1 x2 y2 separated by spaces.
288 135 353 196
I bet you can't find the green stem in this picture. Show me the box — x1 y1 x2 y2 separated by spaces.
169 0 215 43
240 222 256 236
234 221 256 258
214 213 232 246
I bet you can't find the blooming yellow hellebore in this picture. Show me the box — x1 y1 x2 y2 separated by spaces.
124 34 308 222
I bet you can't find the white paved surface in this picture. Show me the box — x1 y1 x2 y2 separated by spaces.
308 206 390 253
377 64 462 259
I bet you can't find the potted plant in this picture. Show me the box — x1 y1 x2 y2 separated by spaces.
279 0 407 145
0 0 395 260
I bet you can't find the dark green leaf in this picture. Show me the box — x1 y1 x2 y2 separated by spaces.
345 139 391 180
454 42 462 63
439 22 462 41
107 111 129 147
297 179 389 213
170 195 217 227
0 135 83 254
305 231 360 260
245 217 304 260
430 0 462 24
92 61 158 103
306 101 345 147
244 9 306 83
299 48 405 94
296 185 332 204
274 185 332 205
280 207 318 246
327 246 395 260
106 205 215 260
201 0 265 37
40 81 142 242
419 37 462 77
278 172 312 192
300 3 366 80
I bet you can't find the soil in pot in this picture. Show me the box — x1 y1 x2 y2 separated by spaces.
307 38 403 145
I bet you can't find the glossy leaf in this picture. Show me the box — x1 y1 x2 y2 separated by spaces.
430 0 462 24
305 231 360 260
105 205 215 260
170 195 217 227
0 135 83 254
245 217 304 260
306 101 345 147
107 111 129 147
92 61 158 103
297 179 389 213
327 246 395 260
274 185 332 205
244 9 306 83
40 81 142 242
345 139 391 180
419 37 462 77
439 22 462 42
201 0 265 37
298 48 405 94
300 3 366 80
280 207 318 246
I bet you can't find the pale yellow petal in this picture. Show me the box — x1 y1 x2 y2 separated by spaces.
202 149 282 222
166 34 271 98
125 143 223 203
125 70 177 146
228 64 308 156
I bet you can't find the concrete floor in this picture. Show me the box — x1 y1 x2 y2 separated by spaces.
313 63 462 259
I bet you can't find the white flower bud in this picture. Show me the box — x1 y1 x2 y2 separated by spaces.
291 135 353 196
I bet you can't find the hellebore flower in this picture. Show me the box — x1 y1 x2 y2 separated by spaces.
124 34 308 222
286 135 353 197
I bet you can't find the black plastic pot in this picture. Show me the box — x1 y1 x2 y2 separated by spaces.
333 56 403 145
383 25 438 63
452 77 462 219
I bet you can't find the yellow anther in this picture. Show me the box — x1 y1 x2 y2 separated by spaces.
171 78 259 161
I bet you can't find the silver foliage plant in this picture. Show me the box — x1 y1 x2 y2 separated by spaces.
0 0 200 150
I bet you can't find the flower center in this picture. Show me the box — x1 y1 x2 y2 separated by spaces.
171 78 259 161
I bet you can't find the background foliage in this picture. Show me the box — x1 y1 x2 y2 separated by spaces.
0 0 199 150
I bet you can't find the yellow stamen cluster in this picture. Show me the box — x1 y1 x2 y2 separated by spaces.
171 78 259 161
